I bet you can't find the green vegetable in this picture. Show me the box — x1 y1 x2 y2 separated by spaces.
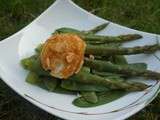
23 57 148 91
86 43 160 56
21 23 160 108
69 69 148 91
73 90 126 107
111 55 128 65
26 72 41 85
53 86 76 95
26 72 48 89
21 55 49 76
92 71 125 78
55 23 109 35
25 70 75 94
83 23 109 34
43 77 59 91
55 23 142 43
55 27 82 34
61 80 110 92
127 63 147 70
84 58 160 80
80 92 98 103
81 34 142 43
92 63 147 79
35 44 43 54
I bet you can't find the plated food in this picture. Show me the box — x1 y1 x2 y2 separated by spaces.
21 23 160 107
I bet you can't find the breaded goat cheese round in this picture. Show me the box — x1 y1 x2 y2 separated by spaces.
41 34 86 79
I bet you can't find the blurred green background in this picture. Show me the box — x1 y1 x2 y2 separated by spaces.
0 0 160 120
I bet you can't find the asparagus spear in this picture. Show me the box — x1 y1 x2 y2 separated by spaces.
92 63 147 79
83 23 109 34
55 23 109 35
110 55 128 65
55 24 142 43
55 27 82 34
84 58 160 80
68 69 148 91
86 43 160 56
81 34 142 43
55 32 142 43
92 70 125 78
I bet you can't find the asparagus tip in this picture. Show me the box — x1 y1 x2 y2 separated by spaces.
120 34 143 41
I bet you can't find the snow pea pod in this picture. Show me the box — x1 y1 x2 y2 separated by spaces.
73 90 127 107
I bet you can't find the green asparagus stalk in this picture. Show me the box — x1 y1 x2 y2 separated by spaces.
83 23 109 34
55 30 142 43
86 43 160 56
55 24 142 43
68 69 148 91
84 58 160 80
92 63 147 78
55 23 108 35
55 27 82 34
110 55 128 65
92 71 125 78
81 34 142 43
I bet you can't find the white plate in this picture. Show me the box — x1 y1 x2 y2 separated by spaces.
0 0 160 120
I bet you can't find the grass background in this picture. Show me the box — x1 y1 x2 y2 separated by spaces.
0 0 160 119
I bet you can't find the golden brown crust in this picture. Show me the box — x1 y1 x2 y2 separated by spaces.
41 34 86 79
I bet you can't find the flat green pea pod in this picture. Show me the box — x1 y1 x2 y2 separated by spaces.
26 72 50 90
61 80 110 92
21 55 49 76
53 85 76 95
26 72 75 94
80 92 98 104
42 77 59 91
73 90 127 107
26 72 42 85
42 77 76 94
26 72 58 90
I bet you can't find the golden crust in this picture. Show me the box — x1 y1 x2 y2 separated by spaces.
41 34 86 79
